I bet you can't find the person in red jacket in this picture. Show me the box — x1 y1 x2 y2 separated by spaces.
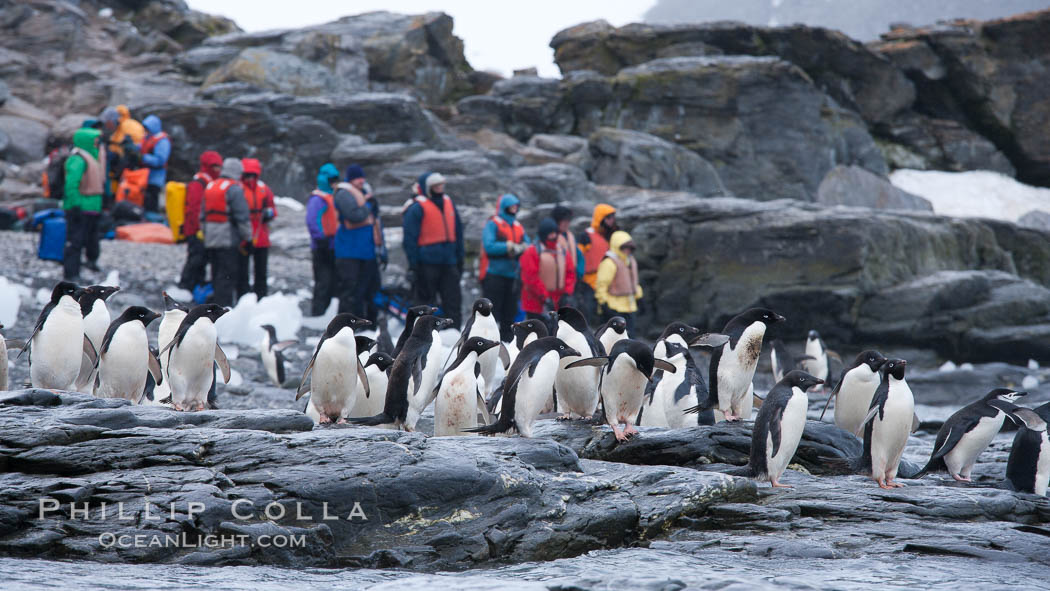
178 150 221 291
237 158 276 299
519 217 575 320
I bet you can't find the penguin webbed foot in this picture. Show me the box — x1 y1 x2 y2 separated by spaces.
622 423 639 437
318 414 332 424
557 414 575 421
769 480 793 488
951 474 971 483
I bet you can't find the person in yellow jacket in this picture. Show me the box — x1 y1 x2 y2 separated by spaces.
595 230 643 337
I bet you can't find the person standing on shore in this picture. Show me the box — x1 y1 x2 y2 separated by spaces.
519 217 574 322
178 150 221 291
62 127 105 281
239 158 276 299
578 203 618 323
201 158 252 306
305 163 340 316
402 171 464 328
334 165 385 323
595 230 643 337
480 193 529 342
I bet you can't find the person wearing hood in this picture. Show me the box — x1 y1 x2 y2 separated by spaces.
62 127 106 281
305 162 340 316
333 164 386 323
519 217 575 321
595 230 643 337
402 171 464 328
201 157 252 306
480 193 530 341
178 150 222 291
140 114 171 213
237 158 276 299
101 105 145 157
578 203 618 323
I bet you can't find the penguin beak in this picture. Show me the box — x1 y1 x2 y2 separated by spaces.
774 314 786 323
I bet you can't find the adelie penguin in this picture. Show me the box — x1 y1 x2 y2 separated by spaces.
568 339 677 442
93 306 162 402
858 358 914 489
451 299 504 400
595 316 628 355
799 330 830 392
259 324 296 387
297 313 372 424
20 282 97 390
0 323 19 392
391 304 437 359
161 303 232 411
435 337 502 436
73 284 119 392
553 307 605 420
153 292 190 405
489 318 549 414
769 339 813 383
1006 401 1050 496
469 337 579 438
352 315 453 431
689 308 785 421
819 350 887 436
916 389 1041 482
349 352 394 418
640 341 711 428
750 370 825 488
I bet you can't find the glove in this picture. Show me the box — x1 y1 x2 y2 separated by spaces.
262 207 275 223
576 231 591 246
238 240 254 256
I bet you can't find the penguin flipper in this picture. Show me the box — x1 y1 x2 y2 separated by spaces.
296 357 314 400
1006 408 1048 431
565 357 609 369
690 333 730 349
83 336 98 367
498 343 511 369
476 387 493 425
147 351 163 386
861 405 880 428
769 405 785 458
653 359 677 374
349 412 394 426
818 367 850 421
275 351 286 385
213 344 231 384
271 340 298 352
357 358 370 398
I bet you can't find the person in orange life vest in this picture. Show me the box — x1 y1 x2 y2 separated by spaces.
520 217 576 321
595 230 643 337
402 171 464 328
200 158 252 307
334 164 386 323
236 158 276 299
140 115 170 213
480 193 530 342
178 150 222 291
305 162 341 316
578 203 618 324
99 105 145 206
551 205 584 309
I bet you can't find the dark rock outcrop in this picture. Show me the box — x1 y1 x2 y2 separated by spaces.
586 127 728 196
817 165 932 211
455 76 574 142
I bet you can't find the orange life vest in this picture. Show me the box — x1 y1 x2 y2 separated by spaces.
312 190 339 238
203 179 236 223
416 195 457 246
244 179 271 219
479 215 525 280
582 227 610 288
140 132 168 167
116 168 149 206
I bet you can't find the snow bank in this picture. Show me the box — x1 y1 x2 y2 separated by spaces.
101 270 120 287
215 292 302 347
890 169 1050 222
164 286 193 303
0 277 32 328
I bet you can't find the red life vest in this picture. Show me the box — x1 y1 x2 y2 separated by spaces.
416 195 457 246
203 179 236 223
311 190 339 238
479 215 525 280
141 132 169 167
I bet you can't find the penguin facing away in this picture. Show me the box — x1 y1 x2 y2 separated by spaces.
770 338 813 383
161 303 232 411
21 282 97 390
916 389 1037 481
820 350 888 434
296 313 373 424
858 358 914 489
392 305 438 359
595 316 628 355
750 370 825 487
153 291 190 404
468 337 580 438
799 330 830 391
350 352 394 418
1005 401 1050 495
643 341 712 428
554 307 605 420
568 339 677 442
435 336 501 436
351 315 453 431
260 324 297 387
94 306 162 401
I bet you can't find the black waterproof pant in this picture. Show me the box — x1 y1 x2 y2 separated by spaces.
310 245 337 316
208 247 238 307
178 234 207 290
145 183 161 213
63 209 100 280
236 247 269 300
415 263 462 329
337 257 380 323
481 274 519 342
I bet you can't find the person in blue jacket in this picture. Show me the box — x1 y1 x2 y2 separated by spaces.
480 194 529 341
402 171 464 328
140 115 171 213
334 165 386 323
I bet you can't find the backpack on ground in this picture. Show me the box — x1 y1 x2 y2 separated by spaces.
165 181 187 241
32 209 65 262
116 167 149 206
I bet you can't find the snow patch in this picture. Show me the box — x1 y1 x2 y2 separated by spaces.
228 369 244 387
100 270 119 287
165 286 193 303
938 361 957 372
0 277 31 328
301 298 339 331
35 288 50 305
890 169 1050 222
1022 375 1040 390
1028 359 1040 370
275 197 305 212
215 292 302 346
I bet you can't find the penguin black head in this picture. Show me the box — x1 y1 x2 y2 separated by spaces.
355 335 377 354
512 319 548 339
463 336 501 356
51 281 78 303
192 303 229 323
364 351 394 372
660 322 700 344
406 305 438 322
880 358 907 380
472 298 494 316
854 350 886 373
807 329 820 340
121 305 160 327
604 316 627 334
983 388 1027 404
537 336 581 359
782 369 824 392
163 291 190 312
413 315 454 335
662 340 688 359
738 307 785 326
93 285 120 301
260 324 278 340
556 307 590 332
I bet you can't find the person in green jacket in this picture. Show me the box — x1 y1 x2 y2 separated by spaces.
63 127 105 281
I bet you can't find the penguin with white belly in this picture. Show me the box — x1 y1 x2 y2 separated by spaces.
770 339 812 383
434 337 501 436
73 285 119 392
0 324 14 391
916 389 1037 481
349 352 394 418
296 313 372 424
259 324 296 387
1006 401 1050 496
488 318 549 415
20 282 97 390
749 370 824 487
469 337 579 438
799 330 830 392
595 316 628 355
553 307 604 420
161 304 232 411
351 315 452 431
819 350 887 434
857 358 914 489
450 299 503 398
568 340 676 442
641 341 711 428
94 306 162 402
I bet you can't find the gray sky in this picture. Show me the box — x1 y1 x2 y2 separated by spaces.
187 0 653 77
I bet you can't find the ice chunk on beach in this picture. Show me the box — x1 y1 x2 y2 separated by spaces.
215 292 302 346
100 270 119 287
1022 375 1039 390
301 298 338 331
939 361 957 372
0 277 31 328
275 196 305 212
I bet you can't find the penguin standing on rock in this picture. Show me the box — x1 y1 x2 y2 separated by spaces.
297 313 372 424
750 370 825 487
916 389 1038 481
161 304 232 411
0 324 19 392
489 318 549 414
352 315 453 431
641 341 711 428
20 282 96 390
469 337 579 437
259 324 296 387
554 307 604 420
858 358 914 489
154 292 190 402
595 316 628 355
350 352 394 418
1006 401 1050 495
568 340 677 442
94 306 162 402
74 285 119 392
819 350 888 435
435 337 501 436
770 339 812 383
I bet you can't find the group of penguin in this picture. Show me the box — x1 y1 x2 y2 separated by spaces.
4 281 1049 496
